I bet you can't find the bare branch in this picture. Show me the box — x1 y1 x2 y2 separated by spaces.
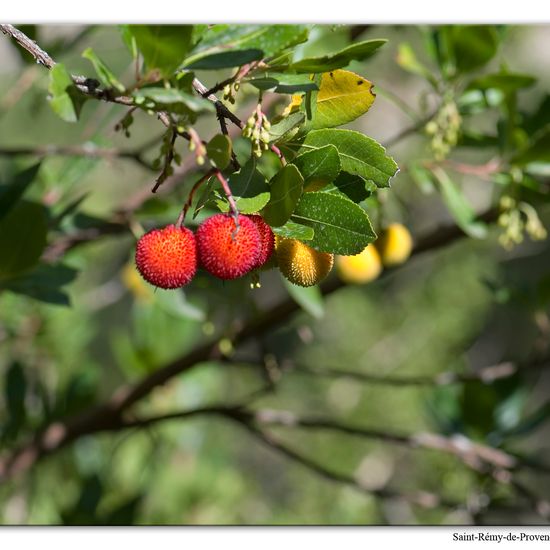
282 361 521 387
116 404 467 511
238 421 465 511
192 77 243 130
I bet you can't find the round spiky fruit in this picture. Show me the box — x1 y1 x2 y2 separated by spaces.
197 214 261 280
135 225 197 289
336 245 382 284
246 214 275 270
376 223 413 267
276 238 334 287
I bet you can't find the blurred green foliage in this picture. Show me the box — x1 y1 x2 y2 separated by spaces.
0 24 549 525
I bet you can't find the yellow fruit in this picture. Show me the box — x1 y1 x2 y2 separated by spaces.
376 223 413 267
276 238 334 287
336 245 382 284
121 262 154 302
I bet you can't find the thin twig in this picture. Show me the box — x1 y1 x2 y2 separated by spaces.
270 144 286 166
384 111 437 149
287 361 529 387
177 169 216 226
215 169 240 223
151 128 178 193
192 77 243 130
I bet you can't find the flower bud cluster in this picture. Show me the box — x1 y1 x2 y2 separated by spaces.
425 97 462 161
498 196 547 249
242 109 271 158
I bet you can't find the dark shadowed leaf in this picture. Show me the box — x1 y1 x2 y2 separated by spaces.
4 264 78 306
446 25 499 74
327 172 374 203
206 134 232 170
1 362 27 442
289 39 386 73
186 49 263 70
262 165 304 227
0 201 48 281
247 73 318 94
512 126 550 165
0 163 41 222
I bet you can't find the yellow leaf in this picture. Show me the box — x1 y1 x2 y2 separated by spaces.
280 93 303 118
280 70 375 129
313 69 375 129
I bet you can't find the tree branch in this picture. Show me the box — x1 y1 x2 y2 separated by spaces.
105 404 468 512
278 361 522 387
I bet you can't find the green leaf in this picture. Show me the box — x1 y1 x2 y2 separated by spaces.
206 134 232 170
186 49 263 70
396 43 437 85
4 264 78 306
82 47 125 92
281 277 324 319
191 25 209 46
432 168 488 239
128 25 194 77
247 73 318 94
524 94 550 135
446 25 499 74
291 192 376 255
0 201 48 281
289 39 386 73
0 163 41 222
269 112 305 144
466 73 536 95
189 25 309 60
299 129 398 188
309 69 376 130
272 220 314 241
119 25 138 59
48 63 86 122
133 87 212 112
512 125 550 165
327 172 374 203
155 290 205 322
293 145 341 187
262 165 304 227
217 160 270 214
409 163 436 194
